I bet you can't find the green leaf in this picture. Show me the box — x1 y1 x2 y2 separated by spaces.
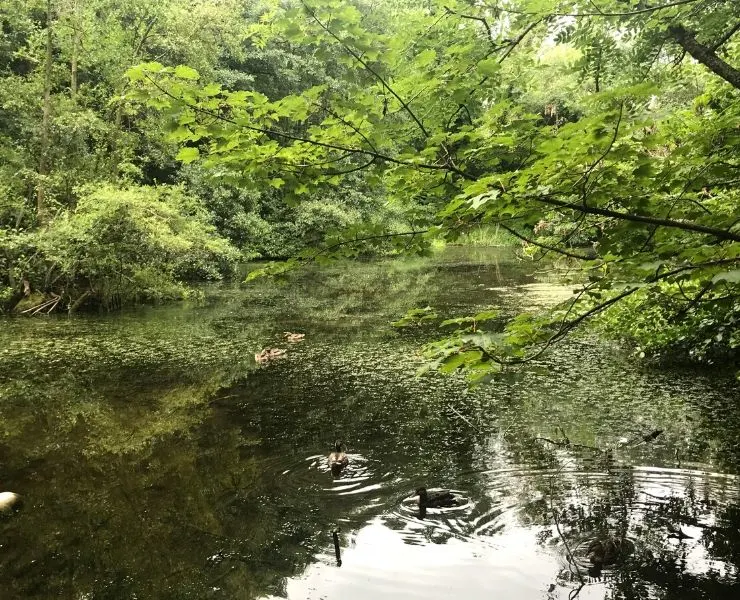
176 147 200 164
174 65 200 80
712 270 740 284
126 65 144 81
440 351 480 374
202 83 221 96
473 310 499 322
415 49 437 68
477 58 500 76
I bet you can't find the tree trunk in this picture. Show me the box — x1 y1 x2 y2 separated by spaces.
38 0 54 222
110 16 157 176
669 25 740 90
68 290 91 314
70 0 82 99
71 34 78 98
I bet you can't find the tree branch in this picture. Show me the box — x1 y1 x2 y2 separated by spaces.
487 0 705 18
498 19 542 64
444 6 494 45
534 194 740 242
471 257 738 366
671 281 712 322
141 73 469 177
669 25 740 89
497 222 594 260
303 2 430 138
573 102 624 196
710 20 740 51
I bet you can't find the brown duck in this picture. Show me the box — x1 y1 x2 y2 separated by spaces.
328 441 349 476
254 348 287 364
587 537 624 566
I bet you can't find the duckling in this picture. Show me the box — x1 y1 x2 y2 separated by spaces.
254 348 287 364
415 487 463 508
328 441 349 476
0 491 21 513
283 332 305 343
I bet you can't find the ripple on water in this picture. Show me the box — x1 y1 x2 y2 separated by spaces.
274 453 395 500
274 460 740 599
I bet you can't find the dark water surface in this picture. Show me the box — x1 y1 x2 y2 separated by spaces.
1 248 739 599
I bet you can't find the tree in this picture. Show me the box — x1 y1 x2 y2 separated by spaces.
0 0 257 311
128 0 739 375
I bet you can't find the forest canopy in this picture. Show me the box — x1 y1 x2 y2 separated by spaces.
1 0 738 375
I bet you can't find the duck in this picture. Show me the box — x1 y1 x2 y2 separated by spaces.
327 441 349 476
283 332 305 343
586 537 625 566
254 347 287 364
0 491 21 513
415 487 463 508
664 520 694 540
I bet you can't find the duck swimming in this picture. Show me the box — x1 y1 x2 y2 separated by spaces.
254 348 287 364
327 441 349 476
415 487 463 508
586 537 627 566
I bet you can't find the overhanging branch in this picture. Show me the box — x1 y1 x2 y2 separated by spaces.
302 2 430 138
497 222 594 260
669 25 740 89
534 194 740 242
470 257 739 366
487 0 705 18
142 73 468 177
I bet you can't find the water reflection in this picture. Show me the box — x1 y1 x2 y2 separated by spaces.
1 248 739 599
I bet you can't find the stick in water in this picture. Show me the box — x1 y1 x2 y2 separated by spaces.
332 528 342 566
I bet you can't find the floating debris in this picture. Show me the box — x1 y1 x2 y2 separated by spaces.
0 492 21 513
642 429 664 443
664 520 694 540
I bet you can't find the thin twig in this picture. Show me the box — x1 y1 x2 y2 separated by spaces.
573 102 624 197
551 483 584 585
302 2 430 138
497 222 593 260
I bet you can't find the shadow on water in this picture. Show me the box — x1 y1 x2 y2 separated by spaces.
1 247 739 599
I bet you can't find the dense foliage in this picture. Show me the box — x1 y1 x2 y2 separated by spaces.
0 0 400 312
125 0 739 372
1 0 738 371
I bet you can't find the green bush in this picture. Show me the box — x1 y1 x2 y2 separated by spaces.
595 281 740 366
36 184 239 310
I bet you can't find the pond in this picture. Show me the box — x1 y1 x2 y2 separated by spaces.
1 247 739 599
